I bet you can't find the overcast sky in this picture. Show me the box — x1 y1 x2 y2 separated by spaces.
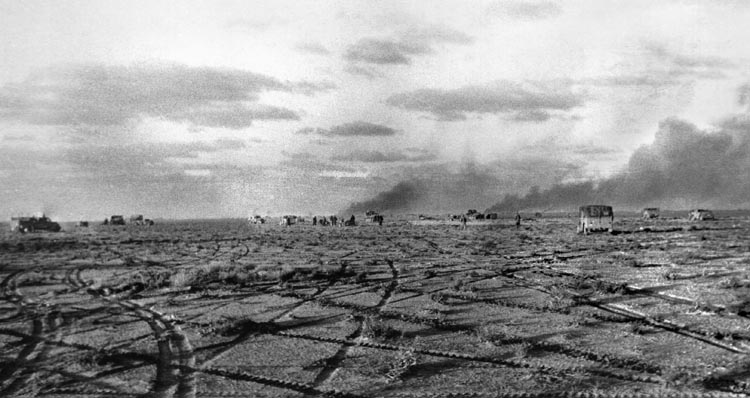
2 0 750 220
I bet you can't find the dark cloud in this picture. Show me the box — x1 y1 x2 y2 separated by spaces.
386 81 583 121
0 64 330 128
510 109 552 122
487 1 563 20
487 117 750 212
295 42 331 55
296 121 397 137
344 25 473 66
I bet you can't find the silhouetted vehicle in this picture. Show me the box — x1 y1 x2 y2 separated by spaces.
577 205 614 234
109 215 126 225
642 208 660 219
485 213 498 220
129 214 144 225
280 215 298 226
249 215 265 224
688 209 714 221
143 219 155 226
78 221 89 227
10 214 61 233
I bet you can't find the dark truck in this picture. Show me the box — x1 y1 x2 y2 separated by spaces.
10 214 61 233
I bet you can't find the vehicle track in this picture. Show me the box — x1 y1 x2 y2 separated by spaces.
312 258 399 389
65 271 197 398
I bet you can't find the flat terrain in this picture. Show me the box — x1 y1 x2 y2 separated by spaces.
3 216 750 397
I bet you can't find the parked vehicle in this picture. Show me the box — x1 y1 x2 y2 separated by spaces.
577 205 614 234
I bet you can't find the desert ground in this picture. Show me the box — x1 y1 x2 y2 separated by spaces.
2 214 750 397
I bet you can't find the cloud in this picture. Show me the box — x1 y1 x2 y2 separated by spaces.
487 1 563 20
344 25 473 66
586 44 734 88
296 121 397 137
738 84 750 107
509 109 552 122
386 80 583 121
331 149 437 163
343 65 384 79
295 42 331 55
487 117 750 212
345 39 428 65
0 64 331 128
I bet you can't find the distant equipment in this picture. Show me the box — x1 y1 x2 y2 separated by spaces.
688 209 715 221
642 208 660 219
10 214 61 233
78 221 89 227
249 215 266 224
280 215 298 226
129 215 144 225
109 215 126 225
485 213 498 220
365 210 384 224
577 205 614 234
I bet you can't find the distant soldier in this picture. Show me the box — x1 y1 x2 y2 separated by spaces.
313 216 317 226
461 215 467 230
349 214 355 225
515 212 521 229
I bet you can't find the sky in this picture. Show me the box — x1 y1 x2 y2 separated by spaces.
2 0 750 220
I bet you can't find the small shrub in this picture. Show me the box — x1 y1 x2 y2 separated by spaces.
384 348 417 383
361 316 404 341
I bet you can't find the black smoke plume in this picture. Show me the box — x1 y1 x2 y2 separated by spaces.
343 181 426 214
487 117 750 212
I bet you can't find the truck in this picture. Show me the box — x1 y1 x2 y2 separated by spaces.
10 214 61 233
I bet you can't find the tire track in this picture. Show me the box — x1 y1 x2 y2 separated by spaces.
312 258 399 388
68 271 197 398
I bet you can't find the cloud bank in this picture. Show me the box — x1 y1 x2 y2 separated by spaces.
344 25 473 74
0 64 333 128
386 81 582 121
296 121 397 137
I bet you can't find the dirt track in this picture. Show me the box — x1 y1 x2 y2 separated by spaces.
2 216 750 397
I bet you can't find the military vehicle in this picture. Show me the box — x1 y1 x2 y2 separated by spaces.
577 205 614 234
10 214 61 233
688 209 715 221
642 208 660 219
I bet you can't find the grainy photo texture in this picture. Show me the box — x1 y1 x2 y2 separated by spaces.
2 1 750 397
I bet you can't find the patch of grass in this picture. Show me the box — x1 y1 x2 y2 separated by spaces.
384 348 417 383
171 261 256 288
361 316 404 341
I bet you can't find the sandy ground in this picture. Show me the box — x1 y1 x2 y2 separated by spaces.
2 215 750 397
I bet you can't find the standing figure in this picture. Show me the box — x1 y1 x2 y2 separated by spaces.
515 212 521 229
461 215 467 230
313 216 317 226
